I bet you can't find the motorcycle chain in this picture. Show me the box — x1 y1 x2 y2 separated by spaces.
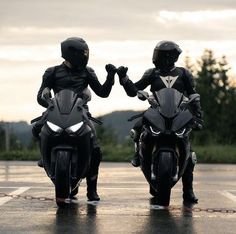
0 192 54 202
1 192 236 213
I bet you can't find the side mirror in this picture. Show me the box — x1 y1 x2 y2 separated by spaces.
41 87 52 102
137 90 149 101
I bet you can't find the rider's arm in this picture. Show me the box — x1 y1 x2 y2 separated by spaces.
37 67 54 108
182 68 196 96
121 68 154 97
183 68 203 119
86 67 114 98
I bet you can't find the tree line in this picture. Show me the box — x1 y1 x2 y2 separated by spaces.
0 49 236 154
187 49 236 144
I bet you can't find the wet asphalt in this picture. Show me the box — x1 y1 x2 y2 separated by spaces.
0 162 236 234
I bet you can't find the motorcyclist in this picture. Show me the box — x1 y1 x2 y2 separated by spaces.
32 37 117 201
117 41 203 203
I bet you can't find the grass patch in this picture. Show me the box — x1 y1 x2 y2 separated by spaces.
0 150 40 161
0 144 235 164
193 145 236 164
102 144 236 164
102 144 133 162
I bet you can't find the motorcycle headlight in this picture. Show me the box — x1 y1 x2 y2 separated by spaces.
66 122 83 133
175 128 186 138
150 126 161 136
47 121 63 133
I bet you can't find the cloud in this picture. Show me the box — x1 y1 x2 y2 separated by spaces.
1 0 236 121
156 10 236 24
2 1 236 28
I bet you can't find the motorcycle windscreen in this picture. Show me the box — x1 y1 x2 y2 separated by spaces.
55 89 78 114
144 107 165 131
172 109 193 132
155 88 183 118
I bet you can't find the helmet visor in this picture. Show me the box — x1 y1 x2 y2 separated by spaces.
68 48 89 68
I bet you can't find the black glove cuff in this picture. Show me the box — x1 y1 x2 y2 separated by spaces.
106 75 115 85
119 75 129 85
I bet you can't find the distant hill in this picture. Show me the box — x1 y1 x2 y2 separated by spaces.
0 110 143 146
98 110 143 142
0 121 32 146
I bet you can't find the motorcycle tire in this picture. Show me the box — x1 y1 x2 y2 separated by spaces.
155 151 173 206
55 150 71 207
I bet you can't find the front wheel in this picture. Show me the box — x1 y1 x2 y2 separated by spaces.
55 150 71 207
155 152 174 206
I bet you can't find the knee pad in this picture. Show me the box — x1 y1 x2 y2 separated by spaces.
92 147 102 162
130 129 139 142
32 124 41 140
191 151 197 165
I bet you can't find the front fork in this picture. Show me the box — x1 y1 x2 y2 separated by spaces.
138 131 155 186
49 146 77 181
139 131 181 187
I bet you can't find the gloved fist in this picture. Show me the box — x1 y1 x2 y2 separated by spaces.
41 87 51 100
117 66 128 78
190 100 203 119
192 120 203 131
105 64 117 77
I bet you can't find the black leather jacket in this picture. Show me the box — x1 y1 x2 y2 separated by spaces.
122 66 202 119
37 63 114 108
122 66 196 97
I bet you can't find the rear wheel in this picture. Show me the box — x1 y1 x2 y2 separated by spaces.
55 151 71 207
155 152 173 206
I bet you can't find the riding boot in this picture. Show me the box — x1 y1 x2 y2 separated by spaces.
38 158 43 168
130 128 141 167
182 154 198 203
37 141 43 168
70 187 79 198
86 175 100 201
32 121 44 168
149 184 158 197
131 142 140 167
86 146 102 201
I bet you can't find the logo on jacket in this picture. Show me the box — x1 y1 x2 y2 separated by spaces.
160 75 178 88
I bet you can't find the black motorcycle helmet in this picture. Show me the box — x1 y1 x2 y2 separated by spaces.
152 41 182 70
61 37 89 68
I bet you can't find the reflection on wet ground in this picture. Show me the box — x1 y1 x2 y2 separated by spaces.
0 162 236 234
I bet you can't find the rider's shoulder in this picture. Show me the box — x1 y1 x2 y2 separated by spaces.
44 66 55 74
176 67 193 77
86 66 95 73
176 67 195 85
143 68 156 76
86 66 97 78
43 66 56 79
43 64 62 77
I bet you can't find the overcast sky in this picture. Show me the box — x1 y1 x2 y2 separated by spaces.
1 0 236 122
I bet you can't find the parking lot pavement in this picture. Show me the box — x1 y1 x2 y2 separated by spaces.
0 161 236 234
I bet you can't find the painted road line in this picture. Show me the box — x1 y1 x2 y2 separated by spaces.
0 187 30 206
220 191 236 203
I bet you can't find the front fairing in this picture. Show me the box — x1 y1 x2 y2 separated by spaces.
47 98 84 130
44 89 91 136
171 109 193 132
143 88 194 136
155 88 183 118
144 107 165 132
